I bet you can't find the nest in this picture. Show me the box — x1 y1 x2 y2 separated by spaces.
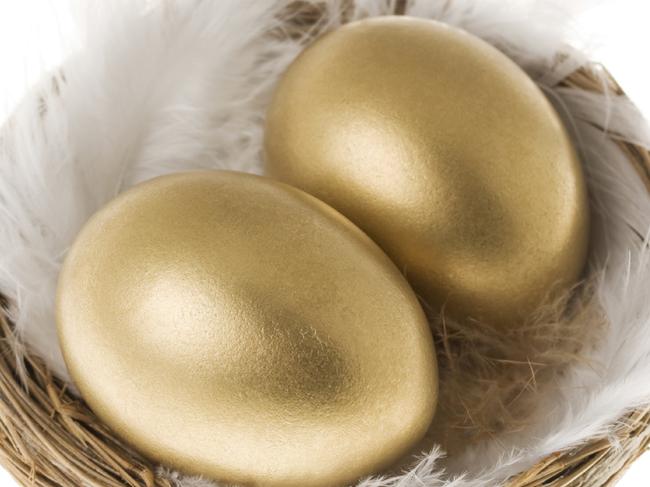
1 1 650 486
0 61 646 487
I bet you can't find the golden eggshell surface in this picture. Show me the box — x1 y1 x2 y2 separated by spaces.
56 171 438 487
265 17 590 326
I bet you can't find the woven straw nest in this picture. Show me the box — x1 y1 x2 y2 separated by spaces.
1 2 650 487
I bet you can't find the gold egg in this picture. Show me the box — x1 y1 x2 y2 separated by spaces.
264 17 590 326
56 171 438 487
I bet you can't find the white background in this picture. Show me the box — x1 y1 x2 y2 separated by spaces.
0 0 648 485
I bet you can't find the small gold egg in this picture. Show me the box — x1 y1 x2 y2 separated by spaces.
56 171 438 487
264 17 590 326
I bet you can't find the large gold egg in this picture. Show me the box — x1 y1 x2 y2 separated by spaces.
264 17 590 326
56 171 437 487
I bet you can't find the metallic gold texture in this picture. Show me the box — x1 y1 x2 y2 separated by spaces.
56 171 438 487
264 17 590 326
